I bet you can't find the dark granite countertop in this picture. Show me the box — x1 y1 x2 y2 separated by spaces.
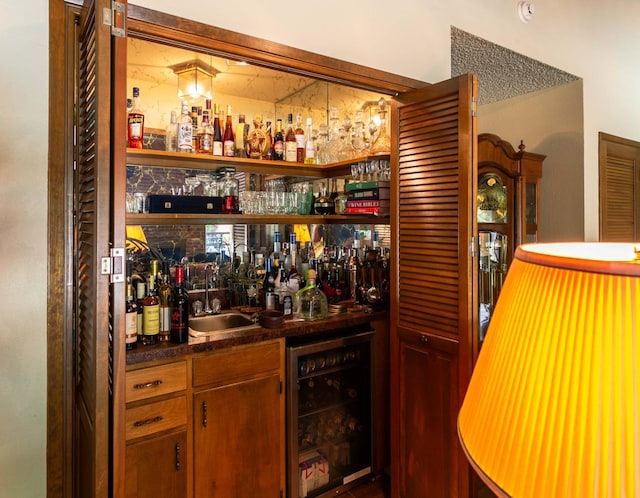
126 310 388 366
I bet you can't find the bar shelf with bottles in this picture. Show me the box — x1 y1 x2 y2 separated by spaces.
287 329 373 498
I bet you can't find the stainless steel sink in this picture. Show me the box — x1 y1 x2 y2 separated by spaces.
188 310 260 341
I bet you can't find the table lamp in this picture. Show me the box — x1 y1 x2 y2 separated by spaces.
458 242 639 497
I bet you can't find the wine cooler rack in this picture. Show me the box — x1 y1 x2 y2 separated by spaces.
286 329 373 498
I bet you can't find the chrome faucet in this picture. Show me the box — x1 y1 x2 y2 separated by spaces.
203 263 215 314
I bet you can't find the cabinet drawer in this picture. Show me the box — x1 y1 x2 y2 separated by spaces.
125 396 187 440
193 340 282 388
126 361 187 403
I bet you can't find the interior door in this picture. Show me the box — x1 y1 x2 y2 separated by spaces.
74 0 127 497
390 74 478 498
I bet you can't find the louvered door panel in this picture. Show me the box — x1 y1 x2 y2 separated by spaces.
395 81 476 340
75 1 114 496
599 132 640 242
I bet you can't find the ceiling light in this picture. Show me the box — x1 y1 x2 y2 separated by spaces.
171 60 217 101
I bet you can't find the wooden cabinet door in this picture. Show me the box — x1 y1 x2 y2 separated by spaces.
390 74 478 498
397 329 460 498
193 373 283 498
125 431 187 498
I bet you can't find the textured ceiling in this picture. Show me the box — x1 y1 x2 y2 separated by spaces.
451 27 580 105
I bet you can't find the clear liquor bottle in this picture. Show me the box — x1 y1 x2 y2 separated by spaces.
197 110 214 154
296 269 328 321
165 110 178 152
177 100 193 153
304 117 315 164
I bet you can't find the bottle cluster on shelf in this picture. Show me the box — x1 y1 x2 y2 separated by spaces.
125 258 190 350
127 88 391 163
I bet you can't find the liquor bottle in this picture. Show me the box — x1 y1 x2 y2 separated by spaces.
135 280 145 343
272 231 281 267
157 261 173 342
142 272 160 345
261 257 279 310
170 265 189 344
287 232 302 293
212 103 223 156
294 113 305 163
165 110 178 152
177 100 193 153
264 120 274 160
235 113 249 158
223 104 235 157
273 119 285 160
220 168 239 214
295 269 328 321
197 110 214 154
284 113 297 162
125 266 137 351
304 117 315 164
127 87 144 149
191 106 199 151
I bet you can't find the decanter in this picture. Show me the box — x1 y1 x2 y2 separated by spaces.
295 269 328 321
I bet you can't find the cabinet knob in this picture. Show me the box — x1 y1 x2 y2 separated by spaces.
419 334 429 345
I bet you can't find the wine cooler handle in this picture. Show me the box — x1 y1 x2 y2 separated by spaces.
175 442 181 471
133 379 163 390
133 415 163 427
202 400 207 427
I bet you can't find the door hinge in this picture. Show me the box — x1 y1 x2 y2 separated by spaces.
471 96 478 117
470 236 478 258
101 248 125 283
103 1 125 38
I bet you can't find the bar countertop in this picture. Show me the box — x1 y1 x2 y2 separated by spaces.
126 310 388 366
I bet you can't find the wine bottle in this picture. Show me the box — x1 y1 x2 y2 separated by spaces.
177 100 193 153
170 265 189 344
264 120 274 160
142 273 160 345
125 266 137 351
223 104 235 157
157 261 173 342
127 87 144 149
235 113 249 158
135 280 145 343
212 103 223 156
294 113 305 163
284 113 297 162
261 257 279 310
273 119 285 160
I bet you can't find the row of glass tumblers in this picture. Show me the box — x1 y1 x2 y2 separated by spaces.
239 185 314 215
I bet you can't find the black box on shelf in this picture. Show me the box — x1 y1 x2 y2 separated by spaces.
148 195 223 214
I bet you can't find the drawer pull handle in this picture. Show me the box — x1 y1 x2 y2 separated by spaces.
175 443 181 471
133 415 163 427
202 401 208 428
133 380 163 390
419 335 429 344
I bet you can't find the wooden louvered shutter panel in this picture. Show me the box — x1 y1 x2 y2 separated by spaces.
599 132 640 241
75 0 114 496
394 75 477 343
390 74 478 498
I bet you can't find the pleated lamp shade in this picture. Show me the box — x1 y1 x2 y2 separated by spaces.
458 243 640 498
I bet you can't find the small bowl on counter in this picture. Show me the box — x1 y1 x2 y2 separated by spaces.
258 310 284 329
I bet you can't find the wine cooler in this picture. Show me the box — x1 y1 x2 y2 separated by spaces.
286 329 374 498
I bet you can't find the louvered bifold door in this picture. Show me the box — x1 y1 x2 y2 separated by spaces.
393 74 477 347
74 0 115 497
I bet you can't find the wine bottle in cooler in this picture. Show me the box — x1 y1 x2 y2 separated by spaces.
171 265 189 344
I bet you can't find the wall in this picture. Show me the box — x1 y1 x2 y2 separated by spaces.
0 1 48 497
478 80 585 242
